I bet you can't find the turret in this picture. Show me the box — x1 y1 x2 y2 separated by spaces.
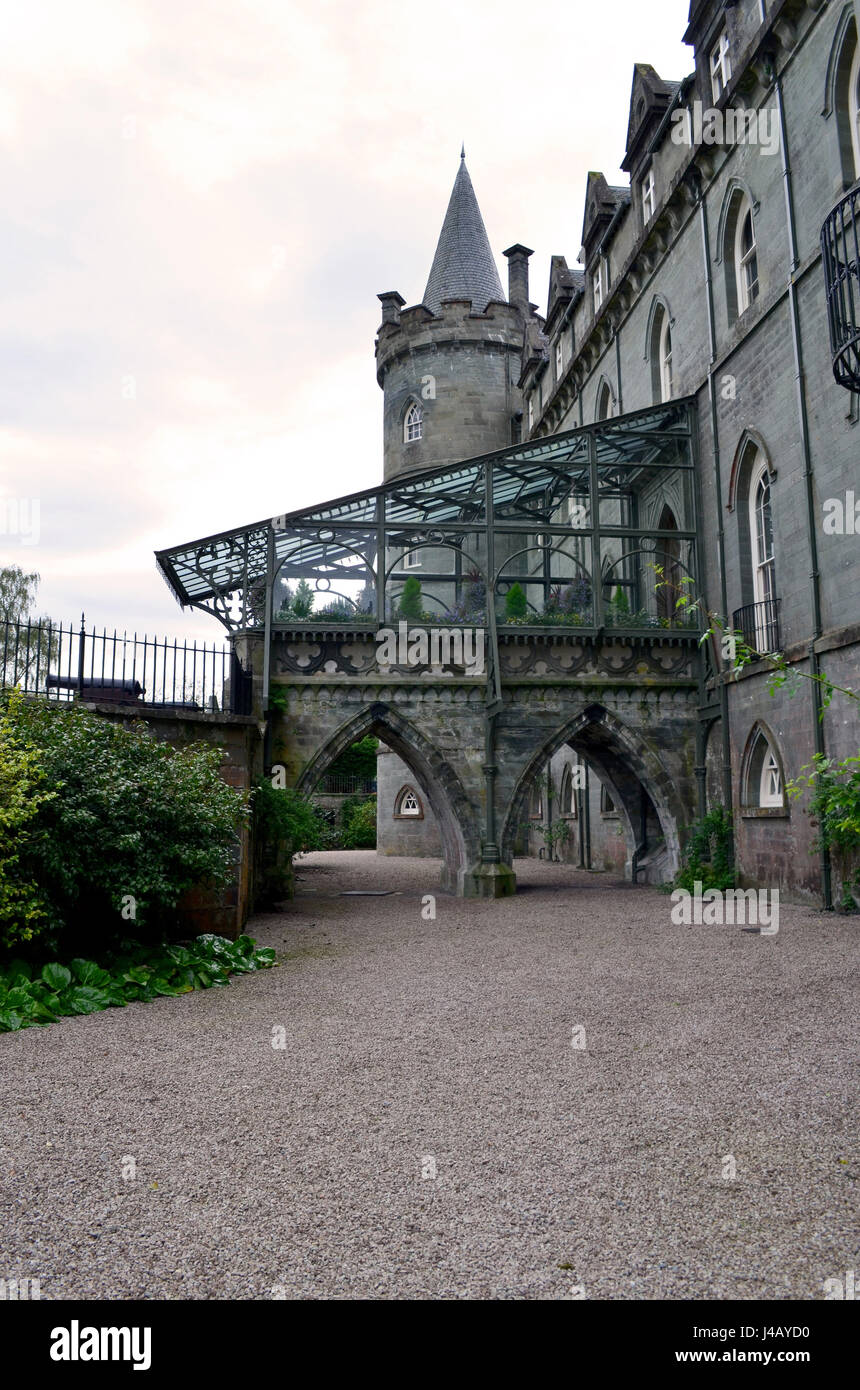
375 152 539 480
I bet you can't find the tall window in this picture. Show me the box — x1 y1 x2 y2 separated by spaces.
735 196 759 314
404 401 422 443
851 37 860 179
403 549 421 569
642 168 655 224
528 395 534 432
560 765 577 817
656 504 680 621
659 312 673 401
592 256 608 314
710 29 732 101
649 303 673 404
555 337 564 380
596 381 613 420
749 457 776 649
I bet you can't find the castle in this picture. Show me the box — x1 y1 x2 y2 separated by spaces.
372 0 860 902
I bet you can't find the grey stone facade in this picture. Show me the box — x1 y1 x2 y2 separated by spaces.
369 0 860 902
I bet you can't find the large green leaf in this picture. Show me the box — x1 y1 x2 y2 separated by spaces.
0 1010 25 1032
41 963 71 992
59 986 110 1015
5 986 35 1012
69 959 112 988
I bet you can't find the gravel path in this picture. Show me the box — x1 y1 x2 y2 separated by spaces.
1 850 856 1300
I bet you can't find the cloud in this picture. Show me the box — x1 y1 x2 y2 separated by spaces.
0 0 691 636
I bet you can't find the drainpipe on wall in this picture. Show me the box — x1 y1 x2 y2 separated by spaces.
771 56 832 908
695 173 735 833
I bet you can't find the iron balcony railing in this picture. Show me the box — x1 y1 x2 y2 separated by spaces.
732 598 781 658
822 181 860 391
0 618 253 715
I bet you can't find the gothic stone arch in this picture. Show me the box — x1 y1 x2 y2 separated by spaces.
294 698 480 894
499 701 688 882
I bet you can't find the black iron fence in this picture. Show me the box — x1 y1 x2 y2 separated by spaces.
822 182 860 391
0 618 253 715
732 598 781 657
315 774 377 796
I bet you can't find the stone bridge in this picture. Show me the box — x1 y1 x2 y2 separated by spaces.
156 400 710 898
267 627 702 896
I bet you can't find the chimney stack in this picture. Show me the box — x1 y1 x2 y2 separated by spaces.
378 291 405 326
503 244 533 313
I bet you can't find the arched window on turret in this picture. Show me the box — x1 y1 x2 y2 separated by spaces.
404 401 423 443
394 785 423 818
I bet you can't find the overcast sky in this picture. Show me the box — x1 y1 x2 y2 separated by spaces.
0 0 692 640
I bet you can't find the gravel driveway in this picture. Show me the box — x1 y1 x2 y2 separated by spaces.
1 850 856 1300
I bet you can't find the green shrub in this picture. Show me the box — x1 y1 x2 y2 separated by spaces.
504 583 527 621
0 934 276 1033
398 576 424 621
342 797 377 849
252 779 329 904
788 752 860 910
0 721 55 949
674 804 735 893
0 690 246 948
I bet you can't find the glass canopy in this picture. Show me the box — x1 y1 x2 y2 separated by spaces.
155 399 701 635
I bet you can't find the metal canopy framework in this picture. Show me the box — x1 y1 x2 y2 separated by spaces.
155 398 701 636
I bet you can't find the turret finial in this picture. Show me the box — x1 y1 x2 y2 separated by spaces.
460 143 465 160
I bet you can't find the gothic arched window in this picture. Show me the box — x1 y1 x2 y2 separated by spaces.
649 302 673 403
734 194 759 315
404 401 423 443
394 785 423 818
749 457 775 613
596 380 613 420
742 727 785 810
831 14 860 185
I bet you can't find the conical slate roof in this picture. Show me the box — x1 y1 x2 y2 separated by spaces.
423 153 505 314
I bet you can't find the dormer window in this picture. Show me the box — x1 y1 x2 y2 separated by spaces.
528 395 534 431
555 338 564 380
592 256 609 314
642 168 655 224
404 401 423 443
710 29 732 102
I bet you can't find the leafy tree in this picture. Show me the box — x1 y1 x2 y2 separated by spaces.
0 566 59 690
327 736 378 782
291 579 315 619
398 576 424 621
504 583 527 621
